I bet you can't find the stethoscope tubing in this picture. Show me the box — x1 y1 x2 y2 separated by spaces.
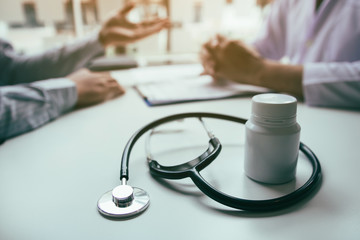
120 112 322 212
189 142 321 211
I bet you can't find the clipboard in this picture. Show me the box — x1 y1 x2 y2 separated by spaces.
134 75 270 106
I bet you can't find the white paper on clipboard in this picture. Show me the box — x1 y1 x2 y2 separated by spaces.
135 75 270 106
112 64 270 106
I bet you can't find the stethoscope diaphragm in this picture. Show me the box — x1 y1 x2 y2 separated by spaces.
97 185 150 218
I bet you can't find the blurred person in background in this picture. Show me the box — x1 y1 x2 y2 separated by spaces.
256 0 273 9
200 0 360 109
0 2 170 142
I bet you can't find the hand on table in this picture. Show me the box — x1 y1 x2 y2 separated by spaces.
67 69 125 108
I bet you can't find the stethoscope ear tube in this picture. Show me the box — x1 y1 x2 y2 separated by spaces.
120 112 246 180
148 137 222 179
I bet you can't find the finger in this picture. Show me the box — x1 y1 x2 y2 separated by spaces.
200 59 216 76
201 69 218 81
215 34 226 43
203 41 219 59
200 45 213 60
200 44 218 75
140 21 170 35
140 18 170 27
104 27 135 44
199 46 218 77
203 37 221 55
209 35 221 48
116 23 166 42
117 84 126 95
205 37 227 67
108 82 126 100
203 63 216 76
200 51 216 70
95 71 111 77
106 77 125 92
119 2 135 16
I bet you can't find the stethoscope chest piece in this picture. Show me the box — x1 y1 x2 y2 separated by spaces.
97 185 150 218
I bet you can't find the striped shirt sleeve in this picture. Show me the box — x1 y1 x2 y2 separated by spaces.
0 78 77 141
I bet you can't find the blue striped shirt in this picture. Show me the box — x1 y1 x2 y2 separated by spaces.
0 33 104 141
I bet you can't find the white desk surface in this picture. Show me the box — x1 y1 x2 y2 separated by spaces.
1 66 360 240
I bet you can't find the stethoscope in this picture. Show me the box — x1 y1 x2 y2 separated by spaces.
97 112 322 218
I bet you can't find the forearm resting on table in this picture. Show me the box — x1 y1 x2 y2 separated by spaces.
258 60 304 99
0 79 77 141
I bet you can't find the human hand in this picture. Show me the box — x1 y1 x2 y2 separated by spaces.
256 0 274 8
201 35 304 98
200 35 264 85
67 69 125 108
98 2 171 47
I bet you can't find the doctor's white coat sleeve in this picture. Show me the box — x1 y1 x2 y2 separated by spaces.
252 0 360 109
303 62 360 109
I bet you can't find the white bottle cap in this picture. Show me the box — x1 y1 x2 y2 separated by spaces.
251 93 297 120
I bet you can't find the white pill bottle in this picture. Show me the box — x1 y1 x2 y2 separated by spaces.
244 93 301 184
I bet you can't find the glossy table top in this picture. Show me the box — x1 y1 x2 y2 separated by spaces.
1 66 359 240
